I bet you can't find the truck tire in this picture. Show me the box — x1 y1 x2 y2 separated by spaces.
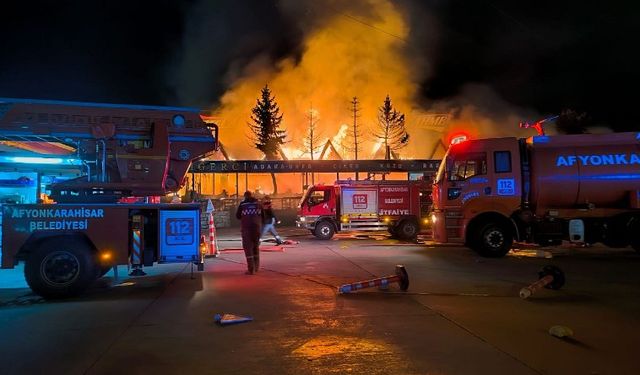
475 222 513 257
24 237 97 299
603 219 630 248
314 221 335 240
631 219 640 253
397 220 419 240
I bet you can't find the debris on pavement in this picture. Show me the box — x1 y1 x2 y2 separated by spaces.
338 265 409 294
214 313 253 326
549 325 574 338
519 265 566 299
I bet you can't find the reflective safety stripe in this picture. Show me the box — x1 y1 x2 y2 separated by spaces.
241 208 262 215
132 229 142 265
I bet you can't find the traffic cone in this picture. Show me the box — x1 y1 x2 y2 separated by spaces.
206 212 220 257
214 313 253 325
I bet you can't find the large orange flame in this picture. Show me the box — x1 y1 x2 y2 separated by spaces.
212 0 422 160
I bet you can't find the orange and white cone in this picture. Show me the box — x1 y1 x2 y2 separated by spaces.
207 212 220 257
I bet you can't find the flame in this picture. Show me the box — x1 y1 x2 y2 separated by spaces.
213 0 418 160
371 139 384 155
281 146 305 160
331 124 349 151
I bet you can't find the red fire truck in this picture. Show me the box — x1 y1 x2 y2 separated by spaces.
0 98 218 298
431 132 640 257
297 180 433 240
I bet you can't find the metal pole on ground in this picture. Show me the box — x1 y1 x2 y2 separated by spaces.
338 265 409 294
235 173 239 201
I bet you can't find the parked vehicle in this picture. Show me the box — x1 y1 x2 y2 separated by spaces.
0 98 218 298
431 132 640 257
297 179 433 240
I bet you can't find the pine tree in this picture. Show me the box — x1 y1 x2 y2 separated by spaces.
249 85 286 193
374 95 409 159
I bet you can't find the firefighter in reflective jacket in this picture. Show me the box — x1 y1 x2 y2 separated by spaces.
235 191 264 274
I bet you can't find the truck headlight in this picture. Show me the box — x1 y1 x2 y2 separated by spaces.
299 217 306 222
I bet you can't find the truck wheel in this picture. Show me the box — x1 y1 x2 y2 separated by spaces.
314 221 335 240
475 222 513 257
24 237 97 299
631 219 640 253
603 219 630 248
397 220 418 240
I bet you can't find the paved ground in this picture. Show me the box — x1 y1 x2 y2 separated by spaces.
1 227 640 375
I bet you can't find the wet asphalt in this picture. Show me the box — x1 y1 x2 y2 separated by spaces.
1 227 640 375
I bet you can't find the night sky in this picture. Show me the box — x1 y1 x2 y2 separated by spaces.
0 0 638 132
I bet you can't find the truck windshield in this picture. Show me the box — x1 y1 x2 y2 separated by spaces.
299 188 329 207
299 188 312 207
448 152 487 181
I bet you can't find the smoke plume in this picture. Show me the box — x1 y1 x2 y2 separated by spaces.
173 0 544 160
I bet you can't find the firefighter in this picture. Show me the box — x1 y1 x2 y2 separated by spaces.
236 191 263 274
261 196 284 245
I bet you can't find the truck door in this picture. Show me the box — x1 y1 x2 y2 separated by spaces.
304 187 333 216
445 148 521 208
445 151 489 207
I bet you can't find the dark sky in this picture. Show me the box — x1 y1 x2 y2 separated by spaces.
0 0 638 132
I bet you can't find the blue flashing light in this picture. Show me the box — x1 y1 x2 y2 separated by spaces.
4 156 82 165
172 114 186 127
532 136 550 143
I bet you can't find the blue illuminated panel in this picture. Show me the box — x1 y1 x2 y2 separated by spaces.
159 209 200 263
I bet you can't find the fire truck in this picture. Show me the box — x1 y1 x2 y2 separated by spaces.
431 132 640 257
0 98 218 298
297 179 433 240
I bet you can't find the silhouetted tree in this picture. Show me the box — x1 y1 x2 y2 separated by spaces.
249 85 286 193
303 106 322 160
556 109 591 134
374 95 409 159
342 96 363 160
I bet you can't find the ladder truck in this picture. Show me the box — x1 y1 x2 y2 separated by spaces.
0 98 218 298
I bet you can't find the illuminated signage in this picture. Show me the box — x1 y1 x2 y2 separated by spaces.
9 207 105 232
497 178 516 196
191 160 440 173
556 154 640 167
